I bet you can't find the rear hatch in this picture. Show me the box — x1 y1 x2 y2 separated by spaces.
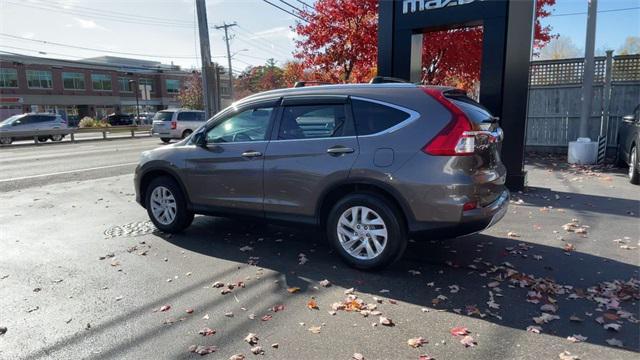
422 88 505 207
152 111 174 134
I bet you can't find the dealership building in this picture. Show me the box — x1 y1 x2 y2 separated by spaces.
0 54 231 123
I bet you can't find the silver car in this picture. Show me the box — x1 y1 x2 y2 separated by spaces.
0 113 68 145
151 109 206 143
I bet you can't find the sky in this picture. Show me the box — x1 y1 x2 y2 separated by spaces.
0 0 638 74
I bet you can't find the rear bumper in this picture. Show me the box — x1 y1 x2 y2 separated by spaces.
409 189 509 237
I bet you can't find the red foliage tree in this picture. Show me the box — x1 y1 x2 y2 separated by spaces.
294 0 556 89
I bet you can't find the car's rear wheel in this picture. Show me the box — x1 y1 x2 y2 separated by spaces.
145 176 194 233
0 137 12 145
181 130 192 139
327 193 407 270
160 138 171 144
629 145 639 185
50 134 64 142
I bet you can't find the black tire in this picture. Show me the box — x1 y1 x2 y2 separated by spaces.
145 176 194 233
37 136 49 142
326 192 407 270
160 137 171 144
629 145 639 185
50 134 64 142
0 137 12 145
181 129 193 139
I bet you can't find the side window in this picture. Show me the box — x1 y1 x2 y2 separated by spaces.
15 116 31 125
206 107 274 143
196 112 206 121
177 112 196 121
40 115 56 123
278 104 351 140
351 99 410 136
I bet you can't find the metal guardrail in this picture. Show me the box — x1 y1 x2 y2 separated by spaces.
0 125 152 145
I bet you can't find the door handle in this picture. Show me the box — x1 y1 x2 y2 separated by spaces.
241 150 263 158
326 146 355 156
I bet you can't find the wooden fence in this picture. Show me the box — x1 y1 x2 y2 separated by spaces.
526 53 640 152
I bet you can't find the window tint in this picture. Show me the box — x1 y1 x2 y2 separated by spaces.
0 68 19 88
36 115 56 123
351 100 409 135
206 107 273 143
153 111 174 121
279 104 350 140
445 92 493 124
196 112 206 121
177 112 196 121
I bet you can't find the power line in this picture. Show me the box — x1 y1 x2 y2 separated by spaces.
278 0 304 13
260 0 307 22
294 0 313 10
549 6 640 17
234 25 293 55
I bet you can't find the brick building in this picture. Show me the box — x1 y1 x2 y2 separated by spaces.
0 54 231 123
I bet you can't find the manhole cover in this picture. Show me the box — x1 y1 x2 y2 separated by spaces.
104 221 156 239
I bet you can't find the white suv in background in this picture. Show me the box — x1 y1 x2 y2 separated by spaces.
0 113 68 145
151 109 206 143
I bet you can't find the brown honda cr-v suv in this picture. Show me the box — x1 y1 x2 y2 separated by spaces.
134 82 509 269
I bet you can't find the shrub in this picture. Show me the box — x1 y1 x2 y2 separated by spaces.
78 117 96 128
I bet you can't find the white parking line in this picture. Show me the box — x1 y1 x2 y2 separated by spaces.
0 162 138 182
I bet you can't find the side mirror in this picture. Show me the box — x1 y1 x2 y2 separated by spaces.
622 115 635 123
192 132 207 147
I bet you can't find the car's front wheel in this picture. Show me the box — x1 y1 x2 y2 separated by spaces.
160 137 171 144
37 136 49 142
629 145 639 185
0 137 12 145
145 176 194 233
327 193 407 270
50 134 64 142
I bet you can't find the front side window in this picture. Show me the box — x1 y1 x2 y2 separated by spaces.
62 72 85 90
279 104 350 140
26 70 52 89
0 68 18 88
206 107 274 143
166 79 180 94
118 77 132 92
92 74 112 91
351 99 410 135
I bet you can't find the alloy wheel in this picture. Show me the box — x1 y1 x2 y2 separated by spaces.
630 149 636 179
337 206 388 260
150 186 177 225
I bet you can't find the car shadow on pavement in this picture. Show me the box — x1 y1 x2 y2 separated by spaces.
157 215 640 354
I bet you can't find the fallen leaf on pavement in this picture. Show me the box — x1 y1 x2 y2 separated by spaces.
0 326 7 336
567 334 587 343
186 308 194 314
272 304 285 312
199 327 216 336
606 338 624 347
250 346 264 355
319 279 331 287
507 231 520 238
603 323 621 331
188 345 217 355
271 343 279 348
229 355 245 360
569 315 583 322
239 246 253 252
308 326 322 334
379 316 394 326
261 314 272 321
460 335 476 347
450 326 469 336
158 305 171 312
418 356 434 360
558 351 579 360
244 333 259 345
407 337 428 348
307 298 319 310
526 325 542 333
352 353 365 360
287 287 300 294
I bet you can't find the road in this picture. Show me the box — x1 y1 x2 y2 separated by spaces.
0 142 638 359
0 137 162 192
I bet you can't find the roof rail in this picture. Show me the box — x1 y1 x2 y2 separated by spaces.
368 76 410 84
293 81 331 88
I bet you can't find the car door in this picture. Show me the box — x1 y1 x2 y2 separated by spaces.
263 96 359 221
184 101 278 215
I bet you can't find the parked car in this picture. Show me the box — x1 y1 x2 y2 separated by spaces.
151 109 206 143
135 83 508 269
616 104 639 184
135 112 156 125
105 113 134 126
0 113 67 145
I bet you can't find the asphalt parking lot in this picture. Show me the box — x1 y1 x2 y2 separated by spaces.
0 142 638 360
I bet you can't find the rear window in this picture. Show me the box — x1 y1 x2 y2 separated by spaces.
444 91 493 124
351 99 410 135
153 111 174 121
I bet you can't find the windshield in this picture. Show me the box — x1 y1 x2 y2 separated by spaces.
153 111 174 121
0 114 23 125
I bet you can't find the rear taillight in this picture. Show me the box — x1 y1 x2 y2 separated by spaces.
170 121 177 129
421 87 474 156
463 200 478 211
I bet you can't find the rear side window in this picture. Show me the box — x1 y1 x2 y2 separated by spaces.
35 115 55 123
154 111 174 121
279 104 352 140
351 99 409 135
196 112 206 121
177 112 197 121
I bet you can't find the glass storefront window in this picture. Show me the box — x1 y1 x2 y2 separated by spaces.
119 77 132 92
0 68 18 88
92 74 112 91
63 72 85 90
166 79 180 94
27 70 53 89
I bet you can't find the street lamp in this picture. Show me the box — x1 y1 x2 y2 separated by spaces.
128 79 140 124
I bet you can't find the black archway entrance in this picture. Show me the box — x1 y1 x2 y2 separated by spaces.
377 0 535 190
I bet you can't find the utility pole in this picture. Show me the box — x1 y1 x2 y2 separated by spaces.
578 0 598 139
195 0 219 118
215 22 238 102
